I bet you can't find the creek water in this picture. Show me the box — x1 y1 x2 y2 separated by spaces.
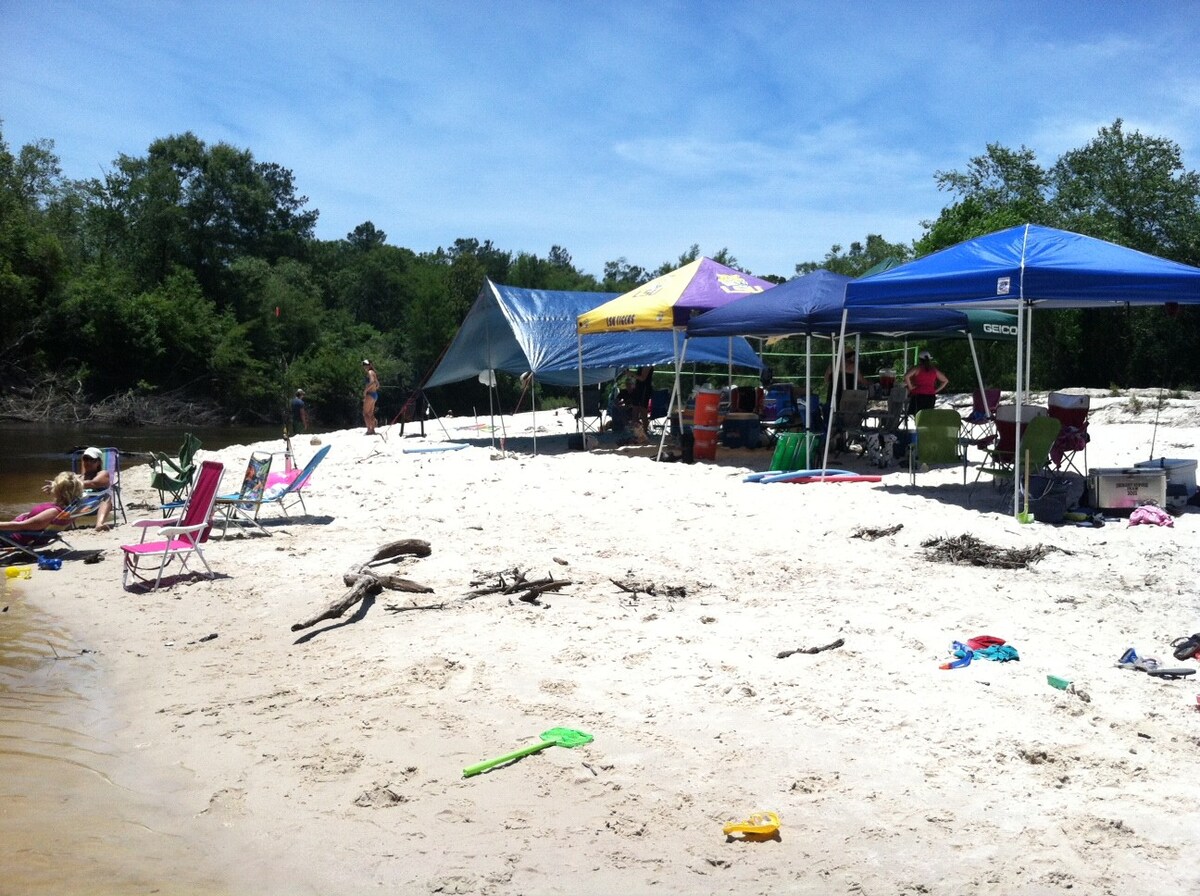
0 422 284 518
0 422 281 892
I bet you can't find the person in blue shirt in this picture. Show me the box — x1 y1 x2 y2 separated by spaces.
290 389 309 433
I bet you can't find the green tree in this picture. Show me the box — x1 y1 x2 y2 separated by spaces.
796 233 913 277
1052 119 1200 264
97 132 318 302
917 144 1051 255
0 127 67 375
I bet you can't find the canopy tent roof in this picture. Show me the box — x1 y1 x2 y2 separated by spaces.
845 224 1200 310
576 257 774 333
685 269 1017 339
424 280 763 389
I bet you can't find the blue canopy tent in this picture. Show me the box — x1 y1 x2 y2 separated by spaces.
843 224 1200 514
424 280 762 449
687 269 1018 470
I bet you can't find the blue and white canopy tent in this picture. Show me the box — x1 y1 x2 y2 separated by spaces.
843 224 1200 514
424 280 762 450
687 268 1018 473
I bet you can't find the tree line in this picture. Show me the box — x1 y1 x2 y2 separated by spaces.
2 118 1198 429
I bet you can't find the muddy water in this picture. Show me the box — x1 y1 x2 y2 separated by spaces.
0 579 238 895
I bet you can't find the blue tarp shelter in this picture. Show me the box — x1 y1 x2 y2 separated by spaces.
425 280 763 389
843 224 1200 514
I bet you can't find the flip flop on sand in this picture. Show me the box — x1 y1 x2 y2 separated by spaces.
1147 667 1196 680
1171 633 1200 661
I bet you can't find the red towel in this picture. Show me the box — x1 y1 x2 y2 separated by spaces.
966 635 1006 651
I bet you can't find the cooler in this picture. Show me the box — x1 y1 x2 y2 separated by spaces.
693 389 721 427
721 413 762 449
692 425 719 461
1087 467 1167 512
1133 458 1197 509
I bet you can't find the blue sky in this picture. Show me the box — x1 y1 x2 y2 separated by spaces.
3 1 1198 280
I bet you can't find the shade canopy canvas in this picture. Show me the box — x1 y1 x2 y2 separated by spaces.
685 269 1018 339
576 257 774 333
424 280 762 389
844 224 1200 311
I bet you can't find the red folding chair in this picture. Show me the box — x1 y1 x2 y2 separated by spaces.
962 387 1001 445
1047 391 1090 475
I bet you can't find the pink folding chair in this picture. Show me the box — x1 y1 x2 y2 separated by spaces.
1047 391 1090 474
121 460 225 589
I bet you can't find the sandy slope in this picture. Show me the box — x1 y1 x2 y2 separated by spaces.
13 389 1200 894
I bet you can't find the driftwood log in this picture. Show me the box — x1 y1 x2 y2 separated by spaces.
291 539 432 632
611 578 687 599
777 638 845 659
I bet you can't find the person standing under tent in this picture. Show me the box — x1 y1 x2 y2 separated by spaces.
824 348 861 406
362 359 380 435
629 366 654 436
904 350 949 417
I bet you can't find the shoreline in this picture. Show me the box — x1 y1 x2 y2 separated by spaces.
6 394 1200 893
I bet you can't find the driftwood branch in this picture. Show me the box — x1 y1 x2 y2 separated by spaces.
777 638 845 659
292 540 433 632
611 578 687 599
467 567 571 599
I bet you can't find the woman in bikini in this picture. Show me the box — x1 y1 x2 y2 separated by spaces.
362 359 380 435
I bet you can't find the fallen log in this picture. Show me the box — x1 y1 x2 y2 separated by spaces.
777 638 845 659
292 540 433 632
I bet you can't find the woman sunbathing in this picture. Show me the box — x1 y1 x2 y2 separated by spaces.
1 472 84 542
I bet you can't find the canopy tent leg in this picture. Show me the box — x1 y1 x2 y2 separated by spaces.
821 310 852 478
576 334 586 441
966 333 988 414
658 330 691 462
1012 299 1028 517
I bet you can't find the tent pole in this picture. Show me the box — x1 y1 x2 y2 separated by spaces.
821 311 851 477
488 373 496 450
805 334 812 428
531 377 538 456
1011 225 1032 517
967 332 987 412
576 334 585 441
660 330 689 461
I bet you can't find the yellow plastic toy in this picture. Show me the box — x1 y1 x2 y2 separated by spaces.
5 565 33 580
723 810 780 839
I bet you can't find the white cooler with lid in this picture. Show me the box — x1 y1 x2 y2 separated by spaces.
1133 458 1197 509
1087 467 1167 512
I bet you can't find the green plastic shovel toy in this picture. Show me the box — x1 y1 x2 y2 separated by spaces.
463 727 594 778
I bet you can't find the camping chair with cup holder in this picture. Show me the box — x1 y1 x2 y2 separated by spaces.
1047 391 1091 476
975 411 1061 486
962 388 1002 447
908 408 969 484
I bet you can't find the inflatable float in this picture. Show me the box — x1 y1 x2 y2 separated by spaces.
746 468 881 485
745 468 853 483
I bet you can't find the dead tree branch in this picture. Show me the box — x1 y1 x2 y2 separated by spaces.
292 539 433 632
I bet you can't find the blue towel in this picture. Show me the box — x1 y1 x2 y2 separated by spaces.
975 645 1020 662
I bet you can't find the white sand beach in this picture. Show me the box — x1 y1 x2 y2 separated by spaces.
5 389 1200 895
